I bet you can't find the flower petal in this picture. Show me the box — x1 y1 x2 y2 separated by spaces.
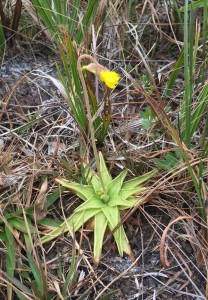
99 70 120 89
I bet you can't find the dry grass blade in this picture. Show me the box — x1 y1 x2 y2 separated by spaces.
160 216 194 268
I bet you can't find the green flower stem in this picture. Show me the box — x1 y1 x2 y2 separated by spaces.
77 54 107 199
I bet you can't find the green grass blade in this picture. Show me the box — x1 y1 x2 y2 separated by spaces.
32 0 57 37
182 0 191 146
62 236 77 295
163 50 184 99
0 21 6 53
26 251 43 296
190 83 208 137
57 49 87 131
75 0 100 44
5 225 15 300
201 0 208 83
45 187 65 208
69 0 82 36
179 0 206 12
10 218 35 234
6 275 33 298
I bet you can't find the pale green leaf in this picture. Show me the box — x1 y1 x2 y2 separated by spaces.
118 196 143 210
83 163 102 192
94 212 108 264
101 206 124 256
119 170 156 199
108 195 139 208
91 174 102 192
41 209 99 244
118 224 131 256
74 197 106 212
55 178 95 201
118 186 147 201
99 152 112 186
108 170 128 198
121 169 156 190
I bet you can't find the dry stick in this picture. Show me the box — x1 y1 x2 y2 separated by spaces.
11 0 22 32
77 54 107 198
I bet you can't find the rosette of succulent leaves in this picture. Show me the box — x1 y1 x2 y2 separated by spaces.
41 152 157 264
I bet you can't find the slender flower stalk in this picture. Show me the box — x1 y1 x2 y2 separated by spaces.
77 54 108 200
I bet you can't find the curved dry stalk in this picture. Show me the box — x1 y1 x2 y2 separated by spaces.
160 215 194 268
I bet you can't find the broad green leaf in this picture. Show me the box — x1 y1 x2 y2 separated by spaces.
154 152 179 170
119 169 156 199
41 209 99 244
99 152 112 186
119 185 147 201
82 161 101 190
74 197 106 212
55 179 95 201
94 212 108 264
108 194 144 208
141 118 152 130
118 224 131 256
119 196 145 210
101 206 124 256
91 174 102 192
108 170 128 198
0 232 6 241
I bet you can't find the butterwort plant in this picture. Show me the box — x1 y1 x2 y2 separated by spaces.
41 152 157 264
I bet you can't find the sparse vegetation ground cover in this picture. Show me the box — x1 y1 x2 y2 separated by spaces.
0 1 208 299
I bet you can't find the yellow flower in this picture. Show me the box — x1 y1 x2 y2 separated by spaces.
82 63 120 89
99 70 120 89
